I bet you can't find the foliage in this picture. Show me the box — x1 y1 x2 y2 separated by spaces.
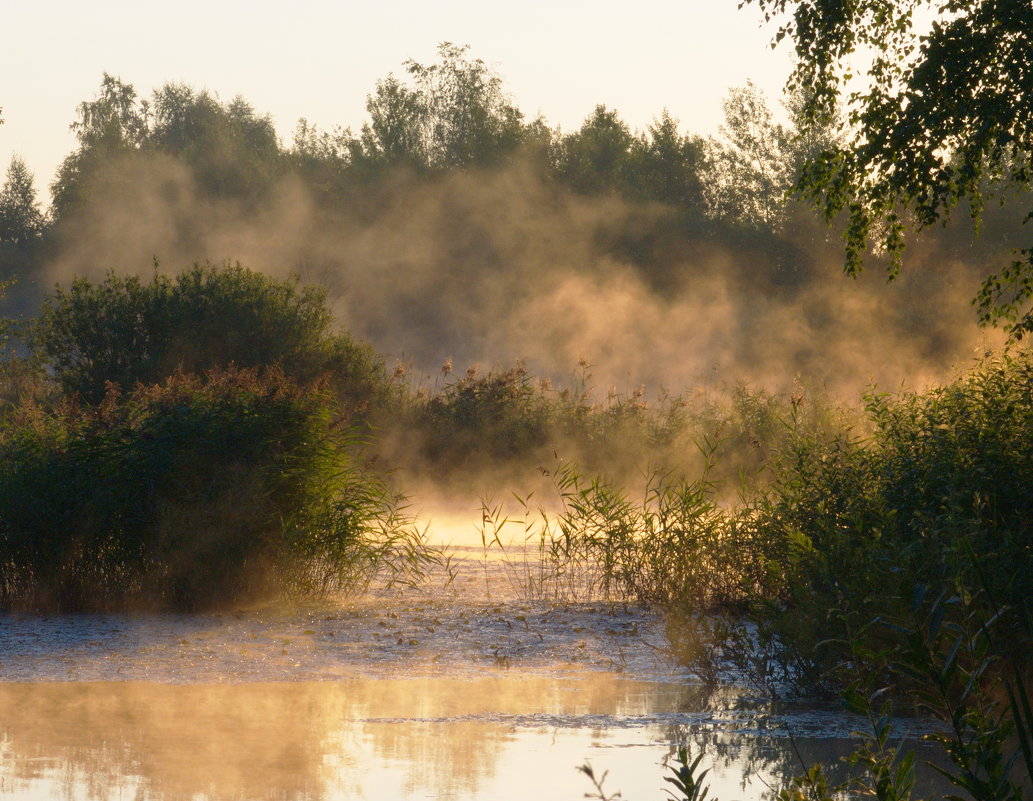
32 262 385 407
149 84 283 199
705 83 843 232
0 278 10 348
419 364 555 461
767 589 1032 801
357 42 526 172
579 743 713 801
553 106 708 211
468 351 1033 710
477 455 774 607
742 0 1033 333
0 157 46 284
552 105 635 195
69 72 149 152
51 73 148 218
707 82 796 228
561 348 1033 801
0 366 422 611
626 111 707 209
51 74 284 218
0 157 45 248
688 352 1031 702
391 361 815 497
45 52 733 226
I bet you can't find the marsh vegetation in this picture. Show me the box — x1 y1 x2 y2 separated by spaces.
0 39 1031 800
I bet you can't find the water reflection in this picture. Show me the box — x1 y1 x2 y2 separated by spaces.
0 677 885 801
0 571 947 801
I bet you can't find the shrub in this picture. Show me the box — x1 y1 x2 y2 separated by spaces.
0 365 420 611
702 350 1033 695
32 262 386 409
419 365 557 460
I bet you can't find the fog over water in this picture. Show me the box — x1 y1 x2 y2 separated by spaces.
0 549 954 801
0 552 950 801
0 42 1018 801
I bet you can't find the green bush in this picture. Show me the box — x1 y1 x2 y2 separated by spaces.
480 351 1033 702
32 262 386 409
0 365 415 611
699 350 1033 695
419 365 556 460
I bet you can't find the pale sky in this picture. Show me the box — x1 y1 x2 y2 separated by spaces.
0 0 794 203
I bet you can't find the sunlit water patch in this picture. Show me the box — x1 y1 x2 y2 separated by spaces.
0 546 941 800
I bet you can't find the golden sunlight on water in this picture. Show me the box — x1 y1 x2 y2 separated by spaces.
0 678 868 801
0 550 939 801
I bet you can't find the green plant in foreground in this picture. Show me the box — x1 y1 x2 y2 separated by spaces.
578 744 713 801
572 350 1033 801
0 365 433 611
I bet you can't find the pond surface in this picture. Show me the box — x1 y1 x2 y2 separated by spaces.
0 547 937 801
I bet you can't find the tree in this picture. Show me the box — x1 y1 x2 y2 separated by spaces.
707 82 796 228
149 84 283 199
553 105 635 195
51 75 286 218
290 119 357 201
0 157 45 248
625 111 707 210
358 74 429 171
406 43 525 168
742 0 1033 333
50 74 148 219
357 43 526 171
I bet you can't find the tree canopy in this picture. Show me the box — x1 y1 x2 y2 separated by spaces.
357 42 526 172
51 74 283 218
0 157 45 248
744 0 1033 333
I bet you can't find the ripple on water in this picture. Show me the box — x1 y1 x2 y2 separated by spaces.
0 548 950 801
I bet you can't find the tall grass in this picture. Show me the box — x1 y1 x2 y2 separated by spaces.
563 350 1033 799
476 453 776 611
0 263 438 611
0 365 434 611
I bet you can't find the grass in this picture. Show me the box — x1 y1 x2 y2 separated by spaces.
4 264 1030 796
557 349 1033 800
0 365 439 611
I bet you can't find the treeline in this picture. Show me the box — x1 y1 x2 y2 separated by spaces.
3 44 1023 401
0 45 836 293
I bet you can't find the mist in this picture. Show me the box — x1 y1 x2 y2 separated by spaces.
36 154 1001 401
1 53 1021 514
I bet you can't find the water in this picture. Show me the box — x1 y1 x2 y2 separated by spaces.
0 547 938 800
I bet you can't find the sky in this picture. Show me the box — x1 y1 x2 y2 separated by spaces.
0 0 794 203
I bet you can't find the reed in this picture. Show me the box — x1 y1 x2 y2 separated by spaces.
0 365 439 611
